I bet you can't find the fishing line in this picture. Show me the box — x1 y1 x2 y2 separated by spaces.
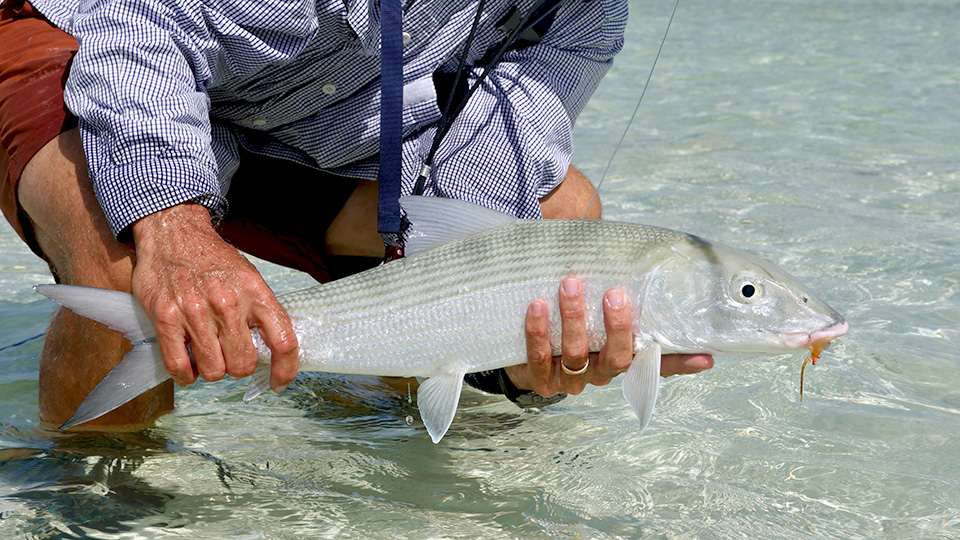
0 332 44 353
413 0 563 195
581 0 681 219
433 0 488 147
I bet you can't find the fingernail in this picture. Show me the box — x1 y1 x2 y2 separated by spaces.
530 300 545 318
561 277 580 297
686 355 714 373
606 288 624 309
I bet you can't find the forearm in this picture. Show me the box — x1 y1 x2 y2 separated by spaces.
66 0 246 237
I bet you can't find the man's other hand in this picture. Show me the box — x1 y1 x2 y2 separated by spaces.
507 276 714 397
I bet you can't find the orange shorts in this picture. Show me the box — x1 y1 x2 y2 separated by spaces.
0 0 377 282
0 0 78 249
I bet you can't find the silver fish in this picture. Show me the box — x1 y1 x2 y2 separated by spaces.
35 196 848 442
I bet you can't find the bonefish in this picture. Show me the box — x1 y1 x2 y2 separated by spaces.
36 196 848 442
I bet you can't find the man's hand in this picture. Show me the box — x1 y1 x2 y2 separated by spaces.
130 203 299 392
506 276 714 396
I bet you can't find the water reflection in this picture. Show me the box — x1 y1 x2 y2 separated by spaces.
0 429 181 538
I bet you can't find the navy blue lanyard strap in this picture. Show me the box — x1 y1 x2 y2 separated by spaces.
378 0 404 258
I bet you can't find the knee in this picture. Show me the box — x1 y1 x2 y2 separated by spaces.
538 164 602 220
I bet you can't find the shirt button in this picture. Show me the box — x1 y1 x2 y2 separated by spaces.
402 31 412 45
321 83 338 95
251 118 267 126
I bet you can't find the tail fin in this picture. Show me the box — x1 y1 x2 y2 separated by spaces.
34 284 170 429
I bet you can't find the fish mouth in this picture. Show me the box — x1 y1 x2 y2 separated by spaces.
780 319 849 349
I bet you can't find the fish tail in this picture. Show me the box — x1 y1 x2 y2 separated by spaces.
34 284 170 429
61 341 170 429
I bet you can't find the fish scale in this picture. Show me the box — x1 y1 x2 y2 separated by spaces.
274 219 685 378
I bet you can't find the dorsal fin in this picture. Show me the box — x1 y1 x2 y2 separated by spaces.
399 196 517 258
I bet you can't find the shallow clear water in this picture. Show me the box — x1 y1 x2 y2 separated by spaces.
2 0 959 538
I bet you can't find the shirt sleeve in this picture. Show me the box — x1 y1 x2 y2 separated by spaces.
65 0 318 238
410 0 627 219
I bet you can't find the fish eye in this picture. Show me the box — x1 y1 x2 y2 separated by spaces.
731 274 763 304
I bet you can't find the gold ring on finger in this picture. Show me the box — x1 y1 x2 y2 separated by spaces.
561 358 589 376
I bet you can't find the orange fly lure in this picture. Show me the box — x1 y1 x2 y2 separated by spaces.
800 339 831 403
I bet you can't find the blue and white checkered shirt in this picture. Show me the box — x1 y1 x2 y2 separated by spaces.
33 0 627 237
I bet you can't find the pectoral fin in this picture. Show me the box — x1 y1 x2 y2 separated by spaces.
622 341 662 434
416 373 465 443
